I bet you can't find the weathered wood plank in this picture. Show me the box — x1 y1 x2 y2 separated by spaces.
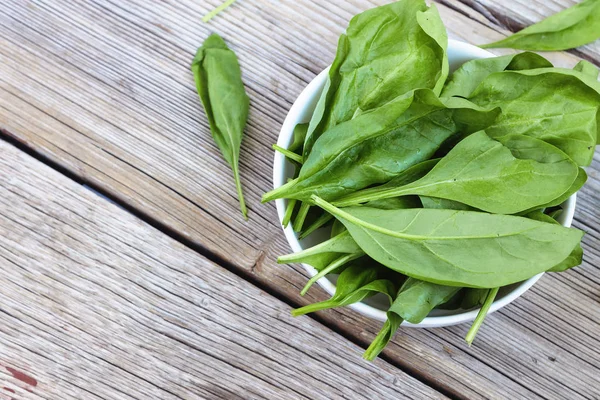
0 0 599 398
0 140 446 400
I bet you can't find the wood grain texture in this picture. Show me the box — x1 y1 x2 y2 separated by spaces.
0 0 599 398
0 140 447 400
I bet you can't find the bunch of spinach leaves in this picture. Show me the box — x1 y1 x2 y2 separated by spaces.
263 0 598 360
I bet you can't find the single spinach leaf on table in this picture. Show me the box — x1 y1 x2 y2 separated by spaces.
263 90 498 203
292 263 399 316
364 278 460 360
303 1 449 159
312 196 584 288
480 0 600 51
464 69 600 165
441 52 553 99
335 131 579 215
192 34 249 219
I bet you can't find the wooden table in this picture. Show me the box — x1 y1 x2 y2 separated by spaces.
1 0 599 398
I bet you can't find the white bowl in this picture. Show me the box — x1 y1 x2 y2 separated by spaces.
272 39 577 328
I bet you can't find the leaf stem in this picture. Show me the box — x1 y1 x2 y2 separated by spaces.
202 0 239 22
300 252 363 296
233 166 248 220
299 213 334 239
293 202 311 232
465 287 499 346
282 199 297 228
272 144 303 164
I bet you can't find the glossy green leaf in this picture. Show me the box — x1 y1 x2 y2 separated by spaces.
480 0 600 51
313 196 584 288
521 167 587 214
263 90 498 203
303 1 448 158
292 263 398 316
335 131 579 214
465 69 600 165
441 52 553 98
525 210 583 272
192 34 249 219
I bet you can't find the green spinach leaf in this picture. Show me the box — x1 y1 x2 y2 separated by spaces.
312 196 584 288
192 34 249 219
464 69 600 165
335 131 579 214
303 1 448 159
441 52 553 99
480 0 600 51
525 210 584 272
263 90 498 203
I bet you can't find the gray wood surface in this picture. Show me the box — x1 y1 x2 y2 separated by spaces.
0 0 599 398
0 140 446 400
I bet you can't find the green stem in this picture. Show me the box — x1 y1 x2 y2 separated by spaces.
202 0 239 22
262 178 298 203
233 166 248 220
299 213 334 239
272 144 303 164
293 202 311 232
291 300 337 317
465 287 499 346
300 252 363 296
282 199 297 228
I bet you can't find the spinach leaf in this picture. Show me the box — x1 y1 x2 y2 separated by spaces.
263 90 498 203
521 167 587 214
303 1 449 159
292 263 398 316
525 210 584 272
442 52 553 99
480 0 600 51
364 278 459 360
574 60 600 79
335 131 579 214
312 196 584 288
192 34 249 219
389 279 461 323
331 219 346 238
464 69 600 165
289 123 309 154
